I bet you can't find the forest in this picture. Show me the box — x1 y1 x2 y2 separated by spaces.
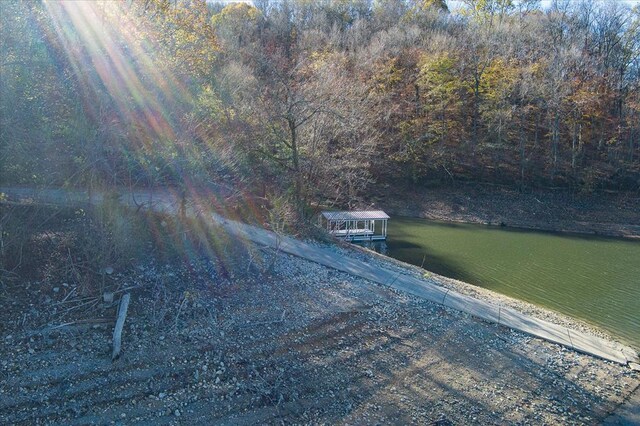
1 0 639 212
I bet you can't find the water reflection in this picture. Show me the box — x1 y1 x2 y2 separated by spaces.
355 240 387 255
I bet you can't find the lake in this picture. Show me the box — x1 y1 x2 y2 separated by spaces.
385 217 640 350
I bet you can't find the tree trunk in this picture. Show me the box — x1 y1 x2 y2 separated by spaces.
519 120 526 190
571 115 577 172
551 111 560 178
288 117 303 213
441 95 447 147
629 118 636 163
472 73 480 151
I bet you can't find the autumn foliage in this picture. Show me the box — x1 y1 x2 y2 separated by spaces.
1 0 639 208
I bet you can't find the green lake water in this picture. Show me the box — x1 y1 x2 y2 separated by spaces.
385 217 640 350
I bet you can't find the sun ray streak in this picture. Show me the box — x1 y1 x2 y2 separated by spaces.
36 0 247 268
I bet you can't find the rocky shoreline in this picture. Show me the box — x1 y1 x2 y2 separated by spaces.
336 240 637 352
378 184 640 239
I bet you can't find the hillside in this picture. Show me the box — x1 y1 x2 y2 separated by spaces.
1 0 639 207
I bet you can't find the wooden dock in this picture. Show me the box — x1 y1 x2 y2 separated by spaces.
320 210 390 241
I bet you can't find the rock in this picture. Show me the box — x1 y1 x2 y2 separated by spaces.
103 292 114 303
174 410 181 417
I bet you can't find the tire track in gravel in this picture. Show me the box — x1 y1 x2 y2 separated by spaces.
0 344 207 424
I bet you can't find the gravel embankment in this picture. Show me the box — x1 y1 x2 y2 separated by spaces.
1 240 638 425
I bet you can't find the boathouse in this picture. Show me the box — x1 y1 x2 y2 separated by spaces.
320 210 390 241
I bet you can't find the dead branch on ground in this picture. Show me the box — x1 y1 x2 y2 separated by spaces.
112 293 131 360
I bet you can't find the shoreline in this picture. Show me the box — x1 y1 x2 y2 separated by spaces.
338 240 639 354
377 184 640 239
397 214 640 240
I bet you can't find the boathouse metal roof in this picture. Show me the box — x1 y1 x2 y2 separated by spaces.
321 210 389 221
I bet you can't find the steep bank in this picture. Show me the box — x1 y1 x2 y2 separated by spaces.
377 184 640 239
